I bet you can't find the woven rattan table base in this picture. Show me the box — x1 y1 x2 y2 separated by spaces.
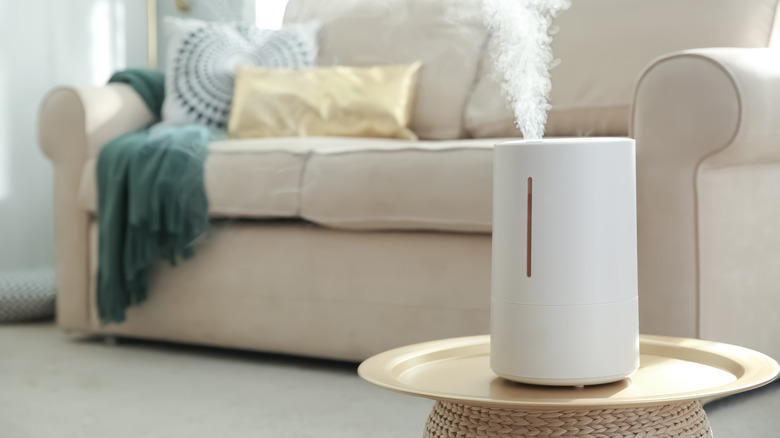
423 400 712 438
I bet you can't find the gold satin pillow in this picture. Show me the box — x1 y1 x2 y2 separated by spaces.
228 63 421 140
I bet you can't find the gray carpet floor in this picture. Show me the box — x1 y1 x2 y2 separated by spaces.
0 322 777 437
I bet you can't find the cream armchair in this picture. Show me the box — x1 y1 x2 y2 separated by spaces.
634 48 780 357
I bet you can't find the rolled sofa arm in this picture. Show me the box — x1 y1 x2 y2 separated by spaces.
38 84 153 331
39 84 154 163
630 48 780 340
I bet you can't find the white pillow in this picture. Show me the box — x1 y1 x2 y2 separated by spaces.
162 17 319 129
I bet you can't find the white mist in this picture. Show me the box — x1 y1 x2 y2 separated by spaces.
482 0 570 139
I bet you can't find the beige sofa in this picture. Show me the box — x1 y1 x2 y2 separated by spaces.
39 0 780 361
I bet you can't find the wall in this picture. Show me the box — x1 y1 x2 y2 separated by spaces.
0 0 148 271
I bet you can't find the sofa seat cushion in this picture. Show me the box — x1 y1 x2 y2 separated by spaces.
78 137 500 233
79 137 312 218
298 137 497 232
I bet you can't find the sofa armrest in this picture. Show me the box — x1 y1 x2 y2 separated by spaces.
630 48 780 340
39 84 154 164
37 84 153 331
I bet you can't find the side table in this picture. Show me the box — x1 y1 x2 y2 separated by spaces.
358 335 779 437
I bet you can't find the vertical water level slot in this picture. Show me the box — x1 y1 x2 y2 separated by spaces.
527 177 533 277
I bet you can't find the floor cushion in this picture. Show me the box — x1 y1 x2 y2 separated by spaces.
0 269 56 323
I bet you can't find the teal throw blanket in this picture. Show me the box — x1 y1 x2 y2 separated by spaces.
109 69 166 120
97 70 224 324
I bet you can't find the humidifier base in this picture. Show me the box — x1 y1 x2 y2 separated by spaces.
493 370 635 387
490 298 639 386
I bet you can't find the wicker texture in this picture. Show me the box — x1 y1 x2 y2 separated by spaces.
423 400 712 438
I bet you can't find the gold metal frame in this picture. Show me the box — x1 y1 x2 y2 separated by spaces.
148 0 191 68
147 0 157 68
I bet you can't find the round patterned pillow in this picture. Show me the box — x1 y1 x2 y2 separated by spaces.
0 269 56 323
162 17 320 129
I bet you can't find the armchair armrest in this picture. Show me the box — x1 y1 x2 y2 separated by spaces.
37 84 153 331
630 48 780 339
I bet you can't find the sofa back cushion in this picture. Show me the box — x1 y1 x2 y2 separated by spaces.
466 0 780 138
284 0 487 140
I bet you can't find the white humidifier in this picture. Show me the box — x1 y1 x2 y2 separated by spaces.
490 138 639 386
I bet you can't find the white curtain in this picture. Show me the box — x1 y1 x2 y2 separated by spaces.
0 0 149 270
0 0 287 269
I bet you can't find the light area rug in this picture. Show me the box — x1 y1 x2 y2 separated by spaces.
0 323 777 438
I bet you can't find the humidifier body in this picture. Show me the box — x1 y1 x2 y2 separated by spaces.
490 138 639 386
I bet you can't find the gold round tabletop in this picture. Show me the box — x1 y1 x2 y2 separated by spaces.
358 335 779 409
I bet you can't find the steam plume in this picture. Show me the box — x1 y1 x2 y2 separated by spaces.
482 0 571 139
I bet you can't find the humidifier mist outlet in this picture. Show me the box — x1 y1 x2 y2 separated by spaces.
490 138 640 386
